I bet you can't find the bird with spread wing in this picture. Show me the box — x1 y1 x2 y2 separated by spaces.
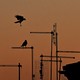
14 15 26 26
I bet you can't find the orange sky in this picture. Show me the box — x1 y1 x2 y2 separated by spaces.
0 0 80 80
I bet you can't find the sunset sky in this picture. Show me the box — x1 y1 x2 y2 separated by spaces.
0 0 80 80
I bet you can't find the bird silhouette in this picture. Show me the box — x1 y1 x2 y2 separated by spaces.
21 40 28 47
14 15 26 26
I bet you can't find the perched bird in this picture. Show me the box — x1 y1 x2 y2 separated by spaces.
21 40 28 47
14 15 26 26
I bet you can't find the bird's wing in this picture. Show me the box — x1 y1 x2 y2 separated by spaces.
21 40 27 47
15 15 23 20
21 42 25 46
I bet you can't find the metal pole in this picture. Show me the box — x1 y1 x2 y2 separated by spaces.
41 60 62 62
40 55 43 80
30 32 51 34
40 55 75 59
56 33 58 80
59 58 62 80
31 46 34 80
18 63 22 80
58 50 80 53
50 32 53 80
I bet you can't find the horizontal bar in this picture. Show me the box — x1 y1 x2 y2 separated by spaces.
0 65 22 67
11 47 32 49
40 55 75 59
58 50 80 53
30 32 52 34
41 60 62 62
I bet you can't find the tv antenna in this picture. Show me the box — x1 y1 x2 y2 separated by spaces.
30 23 80 80
30 26 54 80
0 63 22 80
11 46 35 80
40 55 75 80
39 54 62 80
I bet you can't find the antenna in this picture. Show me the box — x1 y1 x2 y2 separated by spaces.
30 23 80 80
39 54 63 80
40 54 75 80
39 55 43 80
0 63 22 80
12 46 35 80
58 50 80 53
52 23 80 80
30 28 54 80
53 23 57 45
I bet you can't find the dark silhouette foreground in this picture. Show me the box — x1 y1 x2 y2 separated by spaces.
59 61 80 80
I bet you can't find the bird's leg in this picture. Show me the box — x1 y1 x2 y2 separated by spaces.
20 23 22 26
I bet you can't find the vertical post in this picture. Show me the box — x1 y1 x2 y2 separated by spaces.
41 55 43 80
53 23 58 80
40 54 43 80
59 58 62 80
56 33 58 80
18 63 22 80
50 32 53 80
31 46 34 80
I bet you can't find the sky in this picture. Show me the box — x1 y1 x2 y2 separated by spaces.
0 0 80 80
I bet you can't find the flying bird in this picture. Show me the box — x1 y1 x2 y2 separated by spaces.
14 15 26 26
21 40 28 47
